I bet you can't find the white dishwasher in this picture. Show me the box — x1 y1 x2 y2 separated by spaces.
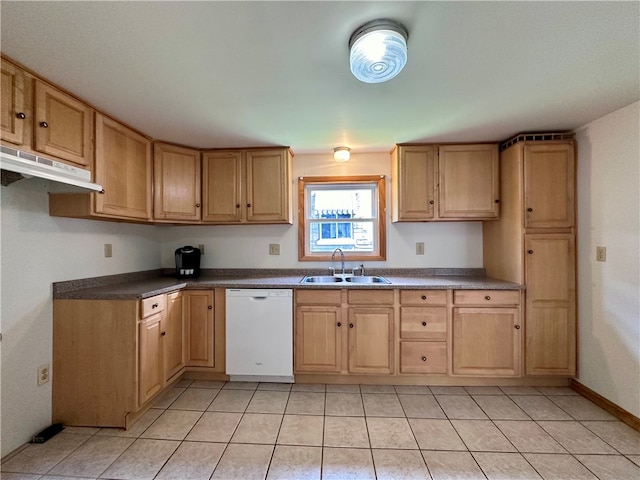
225 289 294 383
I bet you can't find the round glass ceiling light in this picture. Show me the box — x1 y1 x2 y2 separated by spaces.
349 19 408 84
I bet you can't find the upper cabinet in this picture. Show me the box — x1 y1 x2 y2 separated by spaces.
391 143 499 222
524 142 575 229
153 142 201 223
33 80 93 167
1 59 26 145
202 148 292 224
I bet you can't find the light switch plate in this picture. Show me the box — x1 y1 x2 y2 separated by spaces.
104 243 112 258
416 242 425 255
596 246 606 262
269 244 280 255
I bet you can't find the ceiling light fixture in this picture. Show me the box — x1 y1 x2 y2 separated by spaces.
333 147 351 162
349 19 408 84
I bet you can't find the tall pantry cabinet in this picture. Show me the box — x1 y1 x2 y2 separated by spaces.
483 138 576 376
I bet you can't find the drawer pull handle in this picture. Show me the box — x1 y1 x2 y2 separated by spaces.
152 303 159 308
484 296 491 301
349 323 354 328
421 295 427 300
16 112 26 119
422 321 427 326
515 325 521 329
337 322 342 327
421 356 427 362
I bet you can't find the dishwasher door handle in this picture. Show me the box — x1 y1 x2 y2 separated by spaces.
251 296 268 301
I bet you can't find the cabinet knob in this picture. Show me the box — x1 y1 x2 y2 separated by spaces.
15 112 26 119
421 295 427 300
421 356 427 362
208 305 213 310
422 321 427 326
337 322 342 327
429 200 434 205
528 250 534 254
484 296 491 301
514 325 521 330
527 207 533 212
247 203 251 208
349 323 354 328
152 303 159 308
196 203 201 208
236 204 240 208
161 331 166 336
495 199 500 204
39 121 49 128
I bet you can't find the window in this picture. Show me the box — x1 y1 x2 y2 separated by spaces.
298 175 386 261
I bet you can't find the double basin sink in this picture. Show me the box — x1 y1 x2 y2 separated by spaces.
300 275 391 284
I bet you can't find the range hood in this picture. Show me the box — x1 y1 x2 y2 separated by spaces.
0 145 104 193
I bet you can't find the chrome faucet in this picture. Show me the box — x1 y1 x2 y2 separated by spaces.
331 248 345 276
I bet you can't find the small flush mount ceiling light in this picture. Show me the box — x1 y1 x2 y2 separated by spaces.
349 18 408 83
333 147 351 162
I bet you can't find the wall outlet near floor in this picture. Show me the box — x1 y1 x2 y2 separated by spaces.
269 244 280 255
416 242 425 255
596 246 607 262
199 244 205 255
37 364 49 386
104 243 112 258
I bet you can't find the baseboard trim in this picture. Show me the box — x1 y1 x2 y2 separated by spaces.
570 379 640 431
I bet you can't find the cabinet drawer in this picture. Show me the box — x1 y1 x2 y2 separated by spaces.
347 289 394 305
141 294 166 318
296 289 341 305
400 290 447 305
400 341 447 374
453 290 520 306
400 306 447 339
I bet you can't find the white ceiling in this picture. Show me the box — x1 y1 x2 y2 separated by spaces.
1 1 638 154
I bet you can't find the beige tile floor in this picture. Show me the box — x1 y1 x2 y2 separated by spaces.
2 380 639 479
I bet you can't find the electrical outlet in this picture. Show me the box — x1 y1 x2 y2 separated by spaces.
269 243 280 255
416 242 425 255
37 364 49 386
104 243 112 258
596 246 606 262
199 244 205 255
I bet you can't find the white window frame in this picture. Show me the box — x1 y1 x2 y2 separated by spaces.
298 175 386 261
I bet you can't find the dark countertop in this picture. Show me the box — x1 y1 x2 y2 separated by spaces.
53 269 524 300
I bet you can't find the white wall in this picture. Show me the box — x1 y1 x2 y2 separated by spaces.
160 152 484 270
0 180 162 457
575 101 640 417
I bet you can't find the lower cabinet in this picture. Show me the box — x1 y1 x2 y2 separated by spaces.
183 290 215 367
348 306 394 374
164 291 186 381
295 304 343 373
451 290 522 377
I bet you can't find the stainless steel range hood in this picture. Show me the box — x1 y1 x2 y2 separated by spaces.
0 144 104 192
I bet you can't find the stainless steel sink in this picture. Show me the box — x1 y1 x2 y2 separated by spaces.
345 275 391 284
300 275 344 283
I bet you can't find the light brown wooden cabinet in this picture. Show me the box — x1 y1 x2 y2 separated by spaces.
33 80 93 167
184 290 215 367
202 148 292 224
49 113 152 221
165 291 186 380
483 138 576 377
153 142 201 223
1 59 26 145
348 306 395 374
391 143 499 222
138 310 165 405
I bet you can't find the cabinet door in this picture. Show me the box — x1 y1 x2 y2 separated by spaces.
184 290 214 367
246 149 291 223
164 291 185 381
153 143 201 222
295 306 343 373
94 113 152 219
348 307 394 374
34 80 92 167
525 234 576 375
452 307 521 376
439 144 499 218
202 150 243 223
524 142 575 228
1 60 26 145
139 313 164 406
392 145 437 221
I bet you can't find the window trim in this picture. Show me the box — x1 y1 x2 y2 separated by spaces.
298 175 386 262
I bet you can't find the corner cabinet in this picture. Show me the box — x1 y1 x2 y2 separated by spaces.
483 138 576 377
391 143 499 222
202 148 293 224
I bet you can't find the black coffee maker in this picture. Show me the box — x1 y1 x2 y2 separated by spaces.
175 246 201 278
